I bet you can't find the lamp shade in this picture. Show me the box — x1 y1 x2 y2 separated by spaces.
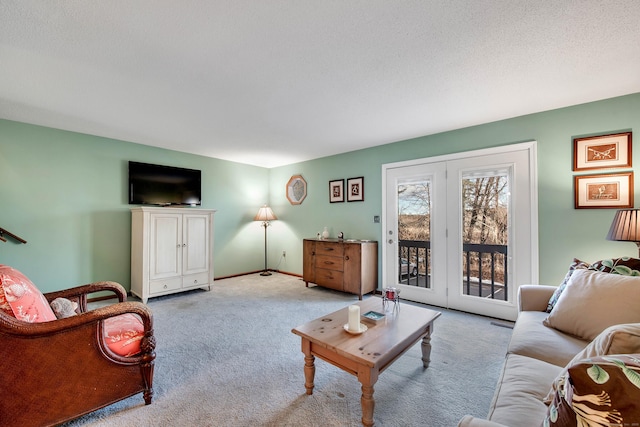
606 209 640 242
254 205 277 222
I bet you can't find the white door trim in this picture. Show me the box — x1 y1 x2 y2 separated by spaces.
381 141 539 318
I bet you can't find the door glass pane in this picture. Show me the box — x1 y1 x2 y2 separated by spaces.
397 179 431 288
461 171 509 300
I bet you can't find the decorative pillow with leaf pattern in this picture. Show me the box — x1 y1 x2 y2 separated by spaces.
543 354 640 427
589 257 640 276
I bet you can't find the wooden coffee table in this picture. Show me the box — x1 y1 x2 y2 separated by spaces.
291 297 441 426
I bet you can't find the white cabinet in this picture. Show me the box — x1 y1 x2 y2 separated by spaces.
131 207 216 303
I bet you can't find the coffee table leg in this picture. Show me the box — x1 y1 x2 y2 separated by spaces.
358 369 378 427
302 339 315 395
360 383 375 427
421 324 433 368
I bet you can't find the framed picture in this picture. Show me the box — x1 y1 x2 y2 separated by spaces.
573 132 632 171
574 172 633 209
286 175 307 205
347 177 364 202
329 179 344 203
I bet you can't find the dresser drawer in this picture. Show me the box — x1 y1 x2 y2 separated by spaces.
182 272 210 288
149 277 182 294
315 268 343 291
316 241 344 257
315 254 343 271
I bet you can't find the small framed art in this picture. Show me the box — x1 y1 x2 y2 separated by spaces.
574 172 633 209
573 132 632 171
286 175 307 205
347 177 364 202
329 179 344 203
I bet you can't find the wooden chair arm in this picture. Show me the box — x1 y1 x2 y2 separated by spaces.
44 281 128 312
0 301 153 337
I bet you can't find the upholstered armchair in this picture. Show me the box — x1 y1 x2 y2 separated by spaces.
0 265 155 427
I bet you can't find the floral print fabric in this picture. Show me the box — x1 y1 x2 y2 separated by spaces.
103 313 144 357
0 264 56 322
543 354 640 427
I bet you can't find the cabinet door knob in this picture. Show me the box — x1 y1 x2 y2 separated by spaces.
345 256 350 261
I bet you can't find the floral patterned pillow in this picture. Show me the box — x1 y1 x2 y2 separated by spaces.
0 264 56 322
590 257 640 275
543 354 640 427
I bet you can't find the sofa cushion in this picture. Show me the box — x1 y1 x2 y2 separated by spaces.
546 257 640 313
543 269 640 341
508 311 587 367
487 354 561 427
0 264 56 322
542 354 640 426
545 258 590 313
544 322 640 403
103 313 144 357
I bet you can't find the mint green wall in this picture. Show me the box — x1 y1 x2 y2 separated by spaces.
2 93 638 294
271 93 640 287
0 119 269 292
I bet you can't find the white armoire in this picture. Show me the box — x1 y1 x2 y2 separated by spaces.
131 207 216 303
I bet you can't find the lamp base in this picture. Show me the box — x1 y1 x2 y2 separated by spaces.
260 271 272 276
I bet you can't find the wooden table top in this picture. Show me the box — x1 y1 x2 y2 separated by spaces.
292 297 441 370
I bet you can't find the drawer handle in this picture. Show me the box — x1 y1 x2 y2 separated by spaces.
193 279 198 284
325 248 334 252
323 261 334 265
163 284 168 289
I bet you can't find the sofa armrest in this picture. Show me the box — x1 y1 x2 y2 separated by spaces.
518 284 556 312
458 415 509 427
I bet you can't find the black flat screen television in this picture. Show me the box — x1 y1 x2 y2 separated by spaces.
128 161 202 206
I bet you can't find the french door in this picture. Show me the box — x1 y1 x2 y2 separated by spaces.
382 142 538 321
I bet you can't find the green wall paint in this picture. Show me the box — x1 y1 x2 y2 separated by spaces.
1 92 638 294
0 120 269 292
271 93 640 286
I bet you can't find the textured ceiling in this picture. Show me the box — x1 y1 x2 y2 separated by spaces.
1 1 639 168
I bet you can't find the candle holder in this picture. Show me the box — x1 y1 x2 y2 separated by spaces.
382 287 400 313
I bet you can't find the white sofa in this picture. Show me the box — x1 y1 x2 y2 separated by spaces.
458 266 640 427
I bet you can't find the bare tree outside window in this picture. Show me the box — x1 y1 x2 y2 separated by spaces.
397 173 509 299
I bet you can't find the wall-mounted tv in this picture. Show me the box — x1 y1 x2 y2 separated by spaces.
129 161 202 206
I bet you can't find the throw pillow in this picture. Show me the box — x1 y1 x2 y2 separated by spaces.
50 297 78 319
542 354 640 427
546 258 590 313
590 256 640 275
544 323 640 404
543 269 640 341
0 281 15 317
0 264 56 322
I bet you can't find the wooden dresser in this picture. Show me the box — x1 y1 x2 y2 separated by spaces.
303 238 378 299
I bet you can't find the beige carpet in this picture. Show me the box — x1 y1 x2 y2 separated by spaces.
63 273 513 427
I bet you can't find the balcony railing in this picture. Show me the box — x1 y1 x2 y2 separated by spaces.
398 240 508 301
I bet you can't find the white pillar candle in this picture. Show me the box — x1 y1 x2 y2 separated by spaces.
348 305 360 332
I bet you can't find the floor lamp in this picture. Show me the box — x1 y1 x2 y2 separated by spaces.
606 208 640 256
254 205 277 276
